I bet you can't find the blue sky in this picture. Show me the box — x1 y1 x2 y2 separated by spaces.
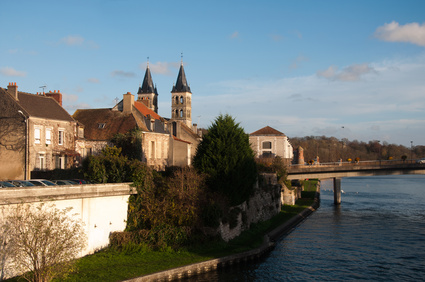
1 0 425 147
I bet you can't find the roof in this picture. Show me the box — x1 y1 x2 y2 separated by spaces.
72 109 140 140
250 126 286 136
1 88 74 122
137 66 156 94
171 64 191 93
133 101 161 120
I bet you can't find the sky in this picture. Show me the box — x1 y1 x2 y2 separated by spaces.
1 0 425 147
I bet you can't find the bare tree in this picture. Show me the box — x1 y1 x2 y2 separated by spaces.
0 208 15 281
5 203 87 282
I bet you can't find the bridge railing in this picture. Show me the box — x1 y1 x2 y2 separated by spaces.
289 159 423 169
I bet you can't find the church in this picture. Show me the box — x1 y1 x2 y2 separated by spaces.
73 60 201 170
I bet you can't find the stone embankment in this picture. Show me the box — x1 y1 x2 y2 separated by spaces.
126 184 321 282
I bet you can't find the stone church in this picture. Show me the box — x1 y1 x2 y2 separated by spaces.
73 61 201 170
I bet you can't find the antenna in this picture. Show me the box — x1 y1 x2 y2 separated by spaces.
181 52 183 65
147 56 149 68
114 97 119 105
39 85 46 93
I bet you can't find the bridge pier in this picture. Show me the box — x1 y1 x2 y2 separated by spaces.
333 177 341 205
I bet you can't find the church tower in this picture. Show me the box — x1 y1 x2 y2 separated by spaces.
171 61 192 128
137 63 158 113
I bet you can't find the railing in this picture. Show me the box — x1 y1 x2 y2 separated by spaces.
289 159 423 168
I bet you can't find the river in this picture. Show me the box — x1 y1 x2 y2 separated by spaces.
189 175 425 281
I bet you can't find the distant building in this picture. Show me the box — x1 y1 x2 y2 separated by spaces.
0 83 77 180
249 126 293 163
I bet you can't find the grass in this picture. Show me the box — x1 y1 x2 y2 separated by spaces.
9 185 317 282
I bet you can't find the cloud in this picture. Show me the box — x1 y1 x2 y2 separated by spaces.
0 67 27 77
270 34 284 42
59 35 99 49
317 63 376 81
87 78 100 83
290 55 309 70
374 21 425 47
140 61 179 75
61 35 84 46
111 70 136 78
230 31 239 39
194 55 425 146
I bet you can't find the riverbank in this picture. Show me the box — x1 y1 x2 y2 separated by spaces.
6 183 320 282
126 186 320 281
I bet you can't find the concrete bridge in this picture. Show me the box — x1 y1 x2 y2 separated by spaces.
287 160 425 204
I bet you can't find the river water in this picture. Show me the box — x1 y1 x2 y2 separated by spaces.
190 175 425 281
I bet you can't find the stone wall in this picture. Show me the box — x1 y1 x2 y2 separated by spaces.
218 173 281 242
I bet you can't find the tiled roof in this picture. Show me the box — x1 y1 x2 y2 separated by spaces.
133 101 161 120
250 126 286 136
172 135 191 144
72 109 140 141
7 91 74 122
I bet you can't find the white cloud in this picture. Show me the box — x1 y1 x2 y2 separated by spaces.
270 34 284 42
230 31 239 39
317 63 376 81
374 21 425 47
87 78 100 83
59 35 99 49
0 67 27 77
111 70 136 78
61 35 84 46
193 55 425 146
140 61 179 75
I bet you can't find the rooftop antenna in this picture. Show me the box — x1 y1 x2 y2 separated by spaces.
113 97 119 105
39 85 46 94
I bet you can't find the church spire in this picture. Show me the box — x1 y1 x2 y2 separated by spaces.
138 63 155 95
137 59 158 113
172 62 191 93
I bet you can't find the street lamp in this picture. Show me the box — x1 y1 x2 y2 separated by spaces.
411 141 413 163
18 110 28 180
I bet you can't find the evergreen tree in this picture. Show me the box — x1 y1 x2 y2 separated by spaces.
193 114 257 205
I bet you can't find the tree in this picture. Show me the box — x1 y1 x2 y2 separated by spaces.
193 114 257 205
6 203 86 282
111 129 143 161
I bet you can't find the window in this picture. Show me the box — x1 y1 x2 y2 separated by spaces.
37 154 45 170
58 129 64 145
34 128 41 144
150 141 155 159
180 96 184 103
98 123 106 129
180 110 183 118
45 128 51 144
262 141 272 149
175 96 179 104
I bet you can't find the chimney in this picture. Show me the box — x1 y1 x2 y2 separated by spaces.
7 82 18 100
45 90 63 106
123 92 134 114
192 123 197 134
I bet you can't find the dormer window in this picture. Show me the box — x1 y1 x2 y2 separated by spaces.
98 123 106 129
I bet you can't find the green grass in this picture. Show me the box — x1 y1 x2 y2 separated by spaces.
9 185 317 282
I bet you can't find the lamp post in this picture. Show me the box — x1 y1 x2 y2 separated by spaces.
18 110 28 180
411 141 413 163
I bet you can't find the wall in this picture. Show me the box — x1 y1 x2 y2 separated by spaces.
0 183 134 277
218 173 282 242
250 135 293 159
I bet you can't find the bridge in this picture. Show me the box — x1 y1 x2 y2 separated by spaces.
287 160 425 205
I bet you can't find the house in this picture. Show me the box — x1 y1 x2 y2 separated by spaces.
0 83 77 180
249 126 293 164
73 61 201 169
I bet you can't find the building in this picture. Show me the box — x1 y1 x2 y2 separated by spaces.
0 83 77 180
73 61 201 169
249 126 293 163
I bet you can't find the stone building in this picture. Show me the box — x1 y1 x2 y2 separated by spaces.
249 126 293 163
73 61 201 169
0 83 77 180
